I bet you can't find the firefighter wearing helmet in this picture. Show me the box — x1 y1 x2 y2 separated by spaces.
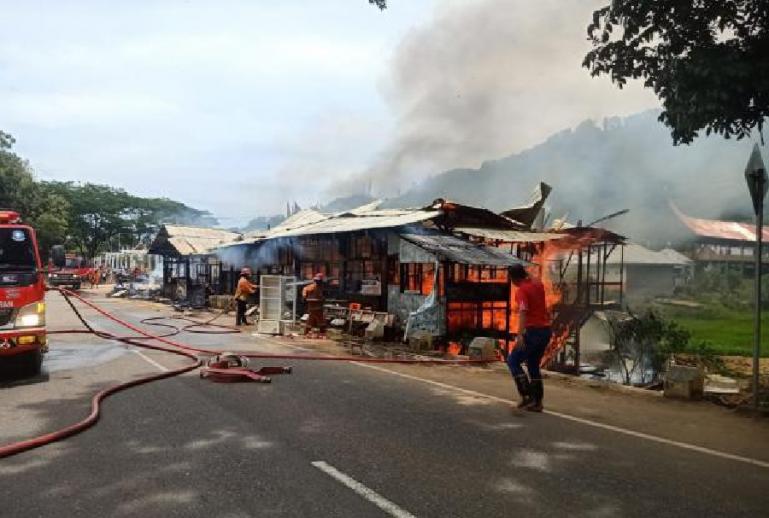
234 267 257 326
302 273 326 334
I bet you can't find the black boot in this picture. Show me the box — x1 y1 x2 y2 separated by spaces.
527 378 544 412
513 374 532 408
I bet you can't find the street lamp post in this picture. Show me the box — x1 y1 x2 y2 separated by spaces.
744 144 767 411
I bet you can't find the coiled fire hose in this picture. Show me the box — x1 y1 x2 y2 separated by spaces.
0 288 492 459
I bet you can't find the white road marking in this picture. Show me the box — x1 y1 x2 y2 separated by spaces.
131 349 169 372
354 363 769 470
311 461 417 518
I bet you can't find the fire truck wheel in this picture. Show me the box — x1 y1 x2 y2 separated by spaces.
23 349 42 376
73 283 81 291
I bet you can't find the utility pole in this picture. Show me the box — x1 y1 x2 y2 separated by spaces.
744 144 767 411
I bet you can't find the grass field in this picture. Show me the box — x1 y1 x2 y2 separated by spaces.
657 304 769 357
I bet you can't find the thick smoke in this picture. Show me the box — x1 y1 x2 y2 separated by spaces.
343 0 766 247
360 0 657 195
384 111 760 246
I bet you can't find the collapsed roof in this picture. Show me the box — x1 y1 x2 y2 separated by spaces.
230 200 524 246
499 182 552 228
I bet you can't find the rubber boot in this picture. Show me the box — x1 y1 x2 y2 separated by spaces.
527 379 544 412
513 374 532 408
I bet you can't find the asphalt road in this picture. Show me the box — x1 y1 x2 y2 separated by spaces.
1 292 768 517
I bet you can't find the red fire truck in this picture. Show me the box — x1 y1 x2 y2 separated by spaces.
47 246 97 290
0 211 47 375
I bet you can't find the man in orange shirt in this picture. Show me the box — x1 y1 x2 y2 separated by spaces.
507 263 552 412
234 267 257 326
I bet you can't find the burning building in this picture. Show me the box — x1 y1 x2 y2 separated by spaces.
453 225 625 370
218 201 526 339
217 196 626 368
148 225 242 306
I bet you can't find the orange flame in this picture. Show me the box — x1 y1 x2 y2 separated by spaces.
506 234 599 363
529 240 565 311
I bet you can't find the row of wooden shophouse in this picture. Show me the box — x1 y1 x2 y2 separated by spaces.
145 193 630 370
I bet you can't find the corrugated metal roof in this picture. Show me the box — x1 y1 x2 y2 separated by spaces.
675 208 769 242
455 227 566 243
153 225 242 256
400 232 528 267
265 209 441 238
672 203 769 242
341 200 384 215
244 209 329 240
659 248 692 265
604 243 691 266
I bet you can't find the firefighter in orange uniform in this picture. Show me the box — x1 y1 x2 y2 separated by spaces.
302 273 326 334
234 267 257 326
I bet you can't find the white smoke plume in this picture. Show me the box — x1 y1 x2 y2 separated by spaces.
361 0 658 195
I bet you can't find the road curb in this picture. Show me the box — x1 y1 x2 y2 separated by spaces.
542 368 663 399
488 361 662 399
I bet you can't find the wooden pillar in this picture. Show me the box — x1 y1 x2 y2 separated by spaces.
600 242 607 305
576 249 584 307
585 246 592 306
619 244 625 306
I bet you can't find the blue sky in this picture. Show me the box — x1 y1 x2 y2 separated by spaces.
0 0 658 226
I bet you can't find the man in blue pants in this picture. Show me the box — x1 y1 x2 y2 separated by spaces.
507 264 552 412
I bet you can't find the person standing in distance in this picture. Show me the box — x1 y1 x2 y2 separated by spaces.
234 267 257 326
507 263 552 412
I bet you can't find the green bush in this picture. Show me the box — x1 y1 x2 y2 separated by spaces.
603 309 725 384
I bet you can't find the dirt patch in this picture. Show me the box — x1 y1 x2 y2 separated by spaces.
720 356 769 377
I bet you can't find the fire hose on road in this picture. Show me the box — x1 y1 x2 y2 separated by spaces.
0 288 493 459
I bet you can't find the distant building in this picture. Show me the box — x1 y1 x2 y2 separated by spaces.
673 205 769 275
98 249 161 274
601 243 692 304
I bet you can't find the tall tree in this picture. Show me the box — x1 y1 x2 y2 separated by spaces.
129 196 218 247
45 182 137 259
583 1 769 144
45 181 220 258
2 130 218 259
369 0 386 10
0 133 69 255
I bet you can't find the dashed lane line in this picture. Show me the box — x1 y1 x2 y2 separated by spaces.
131 349 169 372
311 461 417 518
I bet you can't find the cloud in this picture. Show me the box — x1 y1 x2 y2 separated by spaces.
0 0 662 225
0 0 424 223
